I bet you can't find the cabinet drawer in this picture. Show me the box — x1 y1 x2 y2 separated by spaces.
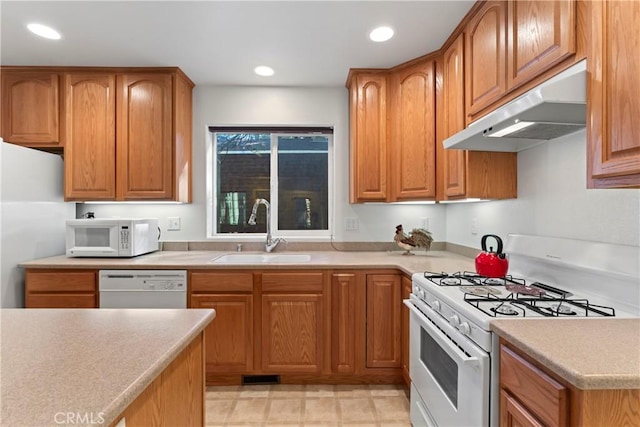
26 270 96 292
262 272 324 292
500 344 567 427
190 272 253 292
26 294 96 308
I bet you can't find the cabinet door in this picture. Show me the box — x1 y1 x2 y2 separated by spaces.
500 390 545 427
331 273 357 374
25 269 97 308
62 73 117 200
401 275 412 385
191 294 253 373
261 293 323 373
1 71 60 145
507 0 575 90
587 0 640 188
366 274 401 368
117 73 173 200
389 60 436 200
466 1 507 119
442 34 468 198
349 72 388 202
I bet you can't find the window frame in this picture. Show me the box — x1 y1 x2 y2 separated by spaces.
206 128 334 241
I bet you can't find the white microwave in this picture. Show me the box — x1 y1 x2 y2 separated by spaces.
66 218 159 257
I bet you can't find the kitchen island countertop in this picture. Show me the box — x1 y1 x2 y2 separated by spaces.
491 318 640 389
0 308 215 426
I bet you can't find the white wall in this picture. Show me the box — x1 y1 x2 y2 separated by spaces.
446 130 640 249
80 85 446 242
80 87 639 248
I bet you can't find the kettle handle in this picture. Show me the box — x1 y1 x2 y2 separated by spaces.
481 234 503 254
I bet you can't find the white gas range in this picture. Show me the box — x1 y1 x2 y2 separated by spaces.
405 234 640 427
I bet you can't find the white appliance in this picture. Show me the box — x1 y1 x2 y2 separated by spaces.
406 234 640 427
99 270 187 308
443 60 586 152
66 218 159 257
0 141 75 308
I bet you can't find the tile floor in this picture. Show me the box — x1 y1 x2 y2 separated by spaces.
205 384 411 426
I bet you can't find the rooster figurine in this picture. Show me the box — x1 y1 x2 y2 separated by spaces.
394 224 433 255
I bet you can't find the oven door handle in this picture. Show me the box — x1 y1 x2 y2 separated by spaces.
404 300 480 366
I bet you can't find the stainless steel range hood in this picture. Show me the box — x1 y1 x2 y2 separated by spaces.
443 60 586 152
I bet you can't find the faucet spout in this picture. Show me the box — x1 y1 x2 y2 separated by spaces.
248 198 285 252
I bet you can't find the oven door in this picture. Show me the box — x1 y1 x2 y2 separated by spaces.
405 297 490 427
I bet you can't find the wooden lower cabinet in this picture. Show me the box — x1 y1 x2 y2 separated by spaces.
191 294 253 373
261 293 323 373
331 273 357 374
366 273 402 368
261 271 324 373
401 275 411 386
25 269 97 308
500 340 640 427
189 269 405 385
189 271 254 383
110 332 204 427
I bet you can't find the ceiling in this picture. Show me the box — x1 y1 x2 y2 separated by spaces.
0 1 475 87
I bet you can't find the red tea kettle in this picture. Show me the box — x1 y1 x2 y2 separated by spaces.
475 234 509 278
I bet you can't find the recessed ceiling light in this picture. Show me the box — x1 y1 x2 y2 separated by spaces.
369 26 394 42
27 23 61 40
254 66 274 77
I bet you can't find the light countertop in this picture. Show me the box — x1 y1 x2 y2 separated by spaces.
18 250 640 392
491 318 640 390
0 308 215 426
19 249 478 276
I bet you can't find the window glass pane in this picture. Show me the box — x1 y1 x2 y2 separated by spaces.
277 136 329 231
216 133 270 234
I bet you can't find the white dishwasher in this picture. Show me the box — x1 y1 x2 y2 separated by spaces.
99 270 187 308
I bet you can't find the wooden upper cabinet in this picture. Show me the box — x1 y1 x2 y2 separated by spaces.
348 71 388 202
465 1 507 119
507 0 576 90
62 73 117 200
441 34 517 200
389 59 436 200
442 34 468 198
587 0 640 188
1 71 60 146
58 68 193 202
117 73 173 200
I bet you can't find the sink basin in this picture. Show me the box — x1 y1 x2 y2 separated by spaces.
211 253 311 264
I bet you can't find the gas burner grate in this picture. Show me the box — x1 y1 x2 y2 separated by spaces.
423 271 525 287
463 292 616 318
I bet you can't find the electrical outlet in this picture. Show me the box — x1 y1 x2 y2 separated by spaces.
168 217 181 231
471 218 478 235
344 217 359 231
420 217 430 230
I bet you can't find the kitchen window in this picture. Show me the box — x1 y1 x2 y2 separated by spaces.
207 127 333 239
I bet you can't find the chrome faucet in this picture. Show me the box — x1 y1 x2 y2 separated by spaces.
248 198 285 252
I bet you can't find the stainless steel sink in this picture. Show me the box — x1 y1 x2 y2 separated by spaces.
210 253 311 264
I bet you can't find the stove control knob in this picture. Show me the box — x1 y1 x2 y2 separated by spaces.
432 300 441 312
458 322 471 335
450 315 460 326
417 289 425 299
